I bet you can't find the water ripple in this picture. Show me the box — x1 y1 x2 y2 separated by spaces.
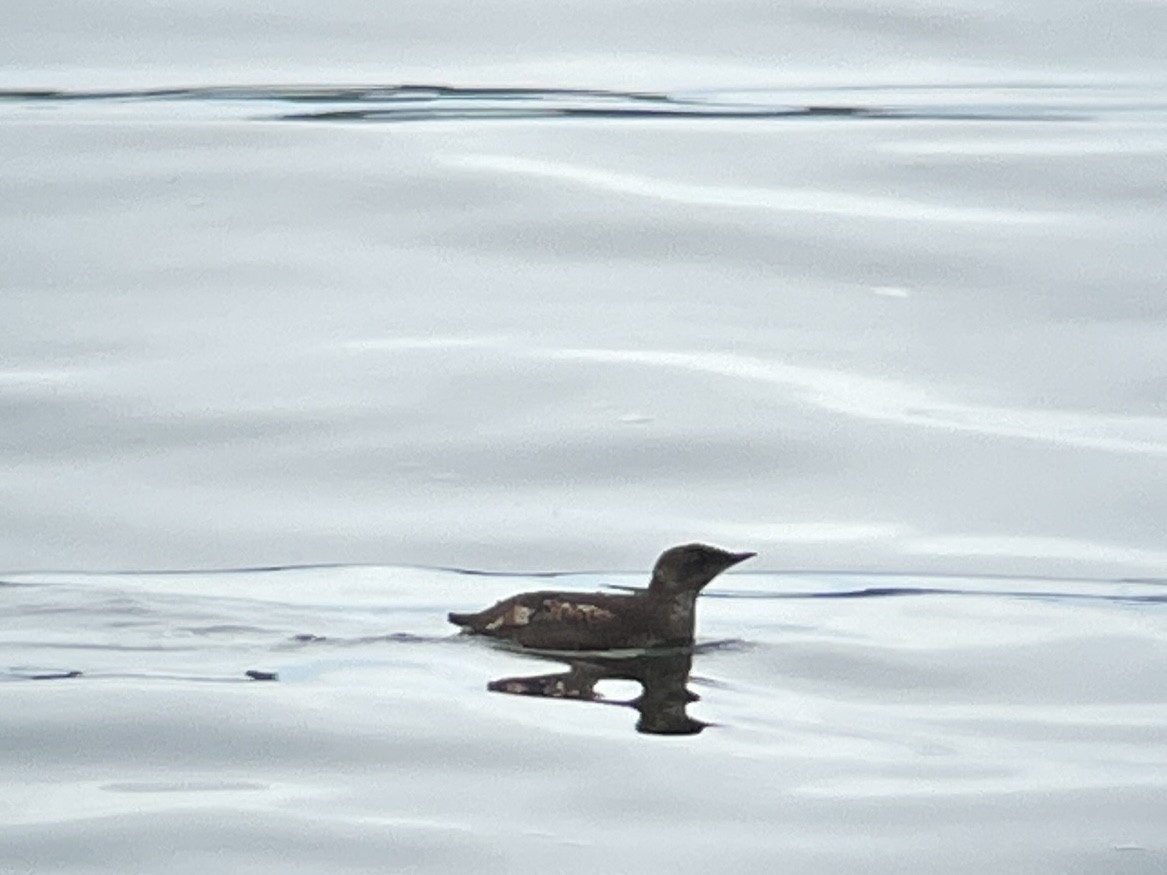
0 83 1113 124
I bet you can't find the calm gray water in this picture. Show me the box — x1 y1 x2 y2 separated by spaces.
3 567 1166 874
3 2 1167 872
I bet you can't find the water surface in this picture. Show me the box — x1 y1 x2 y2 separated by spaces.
4 2 1167 871
3 566 1165 873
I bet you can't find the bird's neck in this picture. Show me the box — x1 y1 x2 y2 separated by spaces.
648 576 700 601
647 579 700 639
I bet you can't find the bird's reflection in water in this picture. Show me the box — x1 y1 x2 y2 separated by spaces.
486 647 706 735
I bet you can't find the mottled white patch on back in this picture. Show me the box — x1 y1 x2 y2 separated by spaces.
544 600 616 624
486 603 534 630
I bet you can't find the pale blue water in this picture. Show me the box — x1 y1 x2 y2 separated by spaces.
3 1 1167 871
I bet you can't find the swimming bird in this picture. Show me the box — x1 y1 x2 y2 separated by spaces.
447 543 755 650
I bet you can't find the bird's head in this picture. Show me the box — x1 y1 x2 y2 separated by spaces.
648 543 756 596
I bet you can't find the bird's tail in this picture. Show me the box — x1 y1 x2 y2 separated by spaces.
447 611 473 627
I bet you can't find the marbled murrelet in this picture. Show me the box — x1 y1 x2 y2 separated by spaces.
447 543 756 650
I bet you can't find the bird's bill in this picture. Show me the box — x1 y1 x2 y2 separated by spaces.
725 551 757 566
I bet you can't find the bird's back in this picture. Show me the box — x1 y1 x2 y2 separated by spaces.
448 589 671 650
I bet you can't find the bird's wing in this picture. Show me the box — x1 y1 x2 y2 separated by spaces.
482 592 623 632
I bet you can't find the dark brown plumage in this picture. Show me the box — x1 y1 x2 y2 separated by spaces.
447 543 755 650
